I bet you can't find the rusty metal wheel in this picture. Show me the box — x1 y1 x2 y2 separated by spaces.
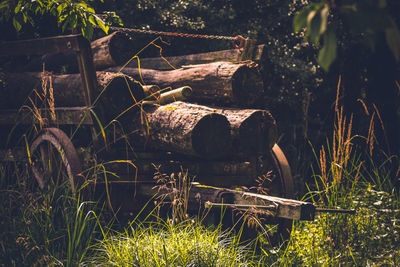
236 144 294 246
268 144 294 245
30 128 84 193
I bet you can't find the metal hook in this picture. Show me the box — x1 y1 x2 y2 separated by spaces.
233 35 246 50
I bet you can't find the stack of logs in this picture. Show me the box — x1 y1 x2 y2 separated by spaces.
2 31 277 185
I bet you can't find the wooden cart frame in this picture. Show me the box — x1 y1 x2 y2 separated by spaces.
0 34 351 245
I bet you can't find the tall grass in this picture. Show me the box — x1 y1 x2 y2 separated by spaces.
0 163 103 266
280 77 400 265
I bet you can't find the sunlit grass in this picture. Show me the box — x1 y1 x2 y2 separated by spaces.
92 220 251 266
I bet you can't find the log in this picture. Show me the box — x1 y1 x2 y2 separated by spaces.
107 61 264 106
0 72 145 123
141 101 231 158
143 104 277 156
91 31 135 69
95 72 145 123
126 44 267 70
24 31 135 73
216 108 277 155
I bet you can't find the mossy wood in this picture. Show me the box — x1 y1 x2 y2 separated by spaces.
107 61 264 106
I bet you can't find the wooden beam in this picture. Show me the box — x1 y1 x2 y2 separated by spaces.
0 107 93 126
0 34 87 56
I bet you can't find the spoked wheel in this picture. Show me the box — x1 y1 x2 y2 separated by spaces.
30 128 84 193
238 144 294 246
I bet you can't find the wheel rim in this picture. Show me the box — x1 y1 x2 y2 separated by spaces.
237 144 294 246
30 128 83 192
269 144 294 244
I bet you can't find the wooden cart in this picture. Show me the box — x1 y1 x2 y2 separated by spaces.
0 34 349 245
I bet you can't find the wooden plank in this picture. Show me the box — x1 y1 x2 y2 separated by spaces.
225 189 316 221
91 181 316 221
0 34 87 56
0 107 93 125
126 44 266 70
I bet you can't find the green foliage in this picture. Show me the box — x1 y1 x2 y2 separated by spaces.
294 0 400 71
0 0 121 40
284 186 400 265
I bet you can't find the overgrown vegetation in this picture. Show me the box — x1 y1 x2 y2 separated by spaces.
1 83 399 265
0 0 399 266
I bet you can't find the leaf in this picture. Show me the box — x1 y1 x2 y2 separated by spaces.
306 10 317 28
94 15 109 34
88 14 95 25
293 7 310 32
385 27 400 61
308 10 322 46
319 4 329 35
318 28 337 71
13 17 22 31
81 24 94 40
57 3 64 16
14 1 22 13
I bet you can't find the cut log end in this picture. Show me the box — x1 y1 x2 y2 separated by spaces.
96 72 145 122
238 111 277 154
192 113 231 158
108 31 135 65
231 64 264 105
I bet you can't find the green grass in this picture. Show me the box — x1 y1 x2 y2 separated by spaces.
282 184 400 266
0 174 102 266
91 220 250 266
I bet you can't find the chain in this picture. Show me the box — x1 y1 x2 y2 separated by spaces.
109 26 237 40
105 26 247 49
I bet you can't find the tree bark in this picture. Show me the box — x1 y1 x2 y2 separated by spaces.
140 101 231 158
107 61 264 106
